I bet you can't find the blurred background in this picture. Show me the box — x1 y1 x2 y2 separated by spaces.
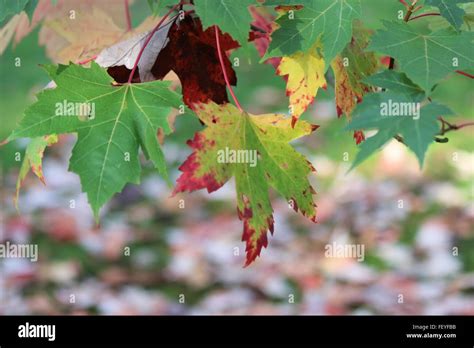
0 1 473 315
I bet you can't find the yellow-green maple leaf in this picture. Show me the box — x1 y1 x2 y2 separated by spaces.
174 102 318 266
15 134 58 209
331 22 379 144
276 44 326 126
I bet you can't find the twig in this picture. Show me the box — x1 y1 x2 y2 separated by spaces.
127 1 182 84
403 0 419 22
215 26 243 111
439 117 474 135
409 12 440 21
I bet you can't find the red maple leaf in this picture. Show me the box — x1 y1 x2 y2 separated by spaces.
104 16 239 108
151 16 239 108
249 6 281 69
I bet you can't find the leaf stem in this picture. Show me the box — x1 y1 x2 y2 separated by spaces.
409 12 441 21
456 70 474 79
399 0 408 8
124 0 132 31
403 0 419 22
77 55 97 65
127 1 182 84
214 25 243 112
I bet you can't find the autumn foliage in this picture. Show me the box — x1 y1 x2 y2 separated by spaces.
2 0 473 266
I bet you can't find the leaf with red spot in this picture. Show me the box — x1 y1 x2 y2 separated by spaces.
331 21 379 144
249 6 281 69
276 42 326 126
174 102 317 266
15 134 58 209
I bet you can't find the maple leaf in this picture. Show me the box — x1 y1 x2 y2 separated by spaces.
364 70 425 101
0 0 50 55
276 42 326 125
14 134 58 209
331 22 378 118
425 0 472 30
331 22 379 144
0 0 29 21
173 102 318 266
151 16 239 108
346 92 454 167
0 0 134 60
263 0 361 70
194 0 256 46
0 13 22 54
40 6 125 63
368 21 474 91
249 5 281 69
9 62 181 219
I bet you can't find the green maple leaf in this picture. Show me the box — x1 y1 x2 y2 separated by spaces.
346 92 454 167
173 102 317 266
368 21 474 91
263 0 361 69
425 0 472 30
9 63 181 219
0 0 38 21
146 0 179 16
364 70 425 101
194 0 256 46
428 3 474 31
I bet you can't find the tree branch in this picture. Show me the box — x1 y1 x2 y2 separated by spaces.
403 0 419 21
439 117 474 135
409 12 441 21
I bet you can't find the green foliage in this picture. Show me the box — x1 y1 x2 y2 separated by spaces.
368 21 474 91
364 70 425 101
346 92 454 167
194 0 256 46
425 0 472 30
173 102 317 265
9 63 181 219
3 0 473 265
264 0 361 69
0 0 29 21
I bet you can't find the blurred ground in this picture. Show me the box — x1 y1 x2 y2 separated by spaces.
0 1 473 315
